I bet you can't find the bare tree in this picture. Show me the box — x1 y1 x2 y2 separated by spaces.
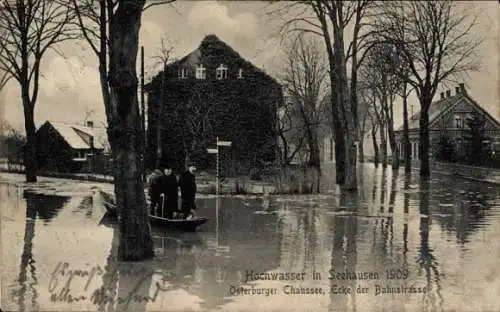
360 43 402 169
281 33 327 192
0 0 77 182
357 83 371 163
269 0 378 190
70 0 175 261
374 1 482 177
150 36 174 168
276 98 306 166
363 85 387 167
396 69 413 173
179 85 216 169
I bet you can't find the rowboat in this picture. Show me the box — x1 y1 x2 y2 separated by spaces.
96 188 208 232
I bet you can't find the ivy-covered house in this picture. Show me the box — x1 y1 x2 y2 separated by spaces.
145 34 283 172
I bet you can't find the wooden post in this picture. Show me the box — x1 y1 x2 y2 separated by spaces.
141 45 146 182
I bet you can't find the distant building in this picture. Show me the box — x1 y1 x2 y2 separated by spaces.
36 121 110 173
394 83 500 160
145 34 283 172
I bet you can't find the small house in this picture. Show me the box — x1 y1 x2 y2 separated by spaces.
36 121 109 173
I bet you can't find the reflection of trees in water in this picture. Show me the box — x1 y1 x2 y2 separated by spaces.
92 224 154 312
379 168 387 212
277 201 324 275
432 181 493 245
14 191 70 312
403 172 411 267
329 190 358 312
371 169 396 257
417 179 443 312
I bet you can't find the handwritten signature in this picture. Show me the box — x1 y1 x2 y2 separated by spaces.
49 262 174 306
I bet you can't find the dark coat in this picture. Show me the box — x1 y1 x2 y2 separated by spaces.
178 170 196 202
148 169 165 204
163 173 178 211
164 173 178 199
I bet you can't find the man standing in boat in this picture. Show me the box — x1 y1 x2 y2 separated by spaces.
162 165 179 219
179 164 197 219
147 167 165 216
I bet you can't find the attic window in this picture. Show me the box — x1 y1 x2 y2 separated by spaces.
238 68 244 79
178 68 187 79
196 64 206 79
216 64 228 80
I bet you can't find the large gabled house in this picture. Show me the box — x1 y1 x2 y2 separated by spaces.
145 34 283 172
36 121 110 173
394 83 500 161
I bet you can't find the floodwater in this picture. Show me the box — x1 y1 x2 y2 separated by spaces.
1 165 499 312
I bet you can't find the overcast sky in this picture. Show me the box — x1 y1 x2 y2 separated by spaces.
0 0 498 135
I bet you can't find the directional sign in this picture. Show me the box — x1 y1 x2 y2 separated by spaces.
207 148 219 154
217 141 232 147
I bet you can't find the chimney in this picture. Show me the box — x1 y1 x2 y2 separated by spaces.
455 86 460 95
446 90 451 98
86 121 94 128
459 83 466 94
440 92 445 99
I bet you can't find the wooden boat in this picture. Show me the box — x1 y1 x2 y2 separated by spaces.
149 215 208 232
96 189 208 232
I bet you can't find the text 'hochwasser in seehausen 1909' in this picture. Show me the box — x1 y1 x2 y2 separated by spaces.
227 269 426 297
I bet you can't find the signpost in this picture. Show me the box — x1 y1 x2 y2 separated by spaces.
207 137 232 251
207 137 232 196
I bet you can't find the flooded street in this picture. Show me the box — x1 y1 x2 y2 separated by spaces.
1 165 500 312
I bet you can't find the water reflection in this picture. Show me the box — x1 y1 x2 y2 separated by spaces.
417 179 443 312
329 190 358 312
2 167 500 312
13 191 71 312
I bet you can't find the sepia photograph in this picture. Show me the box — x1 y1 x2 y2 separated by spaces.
0 0 499 311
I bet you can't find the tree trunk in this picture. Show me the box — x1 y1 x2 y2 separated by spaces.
107 0 154 261
419 106 430 177
307 131 321 193
155 123 162 168
156 64 166 169
403 92 411 173
358 136 365 163
344 136 358 190
22 96 37 183
371 126 379 167
379 123 388 168
388 126 399 169
334 126 345 184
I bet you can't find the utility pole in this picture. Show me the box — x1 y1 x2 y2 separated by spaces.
141 45 146 182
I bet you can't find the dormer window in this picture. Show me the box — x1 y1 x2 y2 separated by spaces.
238 68 244 79
178 68 187 79
216 64 228 80
195 64 206 79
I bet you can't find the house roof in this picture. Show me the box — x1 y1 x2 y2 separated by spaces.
395 92 500 132
46 122 105 150
145 34 281 90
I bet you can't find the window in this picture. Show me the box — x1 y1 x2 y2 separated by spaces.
454 114 462 128
216 64 228 80
195 64 206 79
178 68 187 79
238 68 244 79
